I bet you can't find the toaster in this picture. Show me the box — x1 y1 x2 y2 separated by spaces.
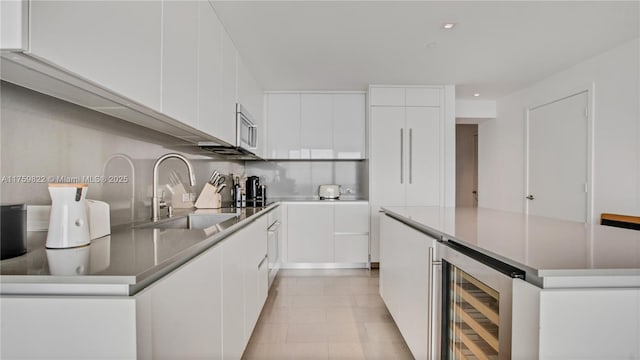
319 184 340 200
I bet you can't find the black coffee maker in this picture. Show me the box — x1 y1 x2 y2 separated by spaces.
246 176 260 207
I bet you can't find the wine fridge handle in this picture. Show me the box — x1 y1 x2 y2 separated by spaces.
428 246 442 359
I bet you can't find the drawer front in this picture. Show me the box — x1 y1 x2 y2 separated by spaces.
334 234 369 263
334 203 369 234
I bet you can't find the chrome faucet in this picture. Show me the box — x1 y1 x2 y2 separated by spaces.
151 153 196 221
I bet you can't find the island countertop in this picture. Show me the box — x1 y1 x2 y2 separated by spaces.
0 203 280 296
381 206 640 287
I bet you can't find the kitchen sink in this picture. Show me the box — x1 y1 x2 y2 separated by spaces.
137 213 238 230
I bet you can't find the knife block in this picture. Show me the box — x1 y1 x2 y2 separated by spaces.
195 183 222 209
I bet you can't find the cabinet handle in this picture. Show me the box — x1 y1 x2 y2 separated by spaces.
400 129 404 184
258 254 267 269
409 128 413 184
427 247 442 359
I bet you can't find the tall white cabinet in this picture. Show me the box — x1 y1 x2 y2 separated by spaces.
368 85 455 262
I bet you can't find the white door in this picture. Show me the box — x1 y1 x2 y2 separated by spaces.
370 106 406 262
370 107 406 206
527 92 588 222
405 107 441 206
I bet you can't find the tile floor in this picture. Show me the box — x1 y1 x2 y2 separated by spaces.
242 269 414 360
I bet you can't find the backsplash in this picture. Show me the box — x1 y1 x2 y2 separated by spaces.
246 160 368 199
0 82 244 225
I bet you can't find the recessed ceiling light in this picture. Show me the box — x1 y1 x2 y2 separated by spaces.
473 93 480 97
442 23 456 30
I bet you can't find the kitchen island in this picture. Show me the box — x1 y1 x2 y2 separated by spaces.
0 203 280 359
379 206 640 359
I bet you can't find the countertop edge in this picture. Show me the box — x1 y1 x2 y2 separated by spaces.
0 203 281 296
380 207 640 287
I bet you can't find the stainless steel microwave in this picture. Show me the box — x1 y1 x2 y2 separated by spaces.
198 103 259 159
236 103 257 151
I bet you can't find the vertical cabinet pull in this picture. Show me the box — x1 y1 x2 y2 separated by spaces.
400 129 404 184
409 128 413 184
427 246 441 359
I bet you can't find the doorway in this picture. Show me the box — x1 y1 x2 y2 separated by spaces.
456 124 478 207
526 91 590 222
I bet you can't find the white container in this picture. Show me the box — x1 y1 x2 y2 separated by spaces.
46 183 90 249
86 199 111 239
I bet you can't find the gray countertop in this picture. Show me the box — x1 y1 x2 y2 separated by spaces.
0 203 280 296
382 206 640 287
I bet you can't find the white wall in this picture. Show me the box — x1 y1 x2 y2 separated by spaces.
479 37 640 222
1 82 243 225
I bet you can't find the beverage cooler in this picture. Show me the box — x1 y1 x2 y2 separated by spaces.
439 241 525 360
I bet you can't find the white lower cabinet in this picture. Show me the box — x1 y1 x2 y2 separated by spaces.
0 296 138 359
1 214 271 359
288 203 334 262
334 234 369 263
380 214 437 360
143 241 223 359
222 227 247 359
243 215 269 345
286 202 369 266
512 279 640 359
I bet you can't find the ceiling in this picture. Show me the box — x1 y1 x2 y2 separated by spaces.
212 1 639 100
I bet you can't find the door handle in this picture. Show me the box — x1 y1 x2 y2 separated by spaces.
400 129 404 184
409 128 413 184
526 195 535 200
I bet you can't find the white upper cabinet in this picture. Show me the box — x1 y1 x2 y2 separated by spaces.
369 87 405 106
301 94 334 158
161 0 198 127
333 93 366 159
217 29 238 145
0 0 27 50
3 1 264 148
265 92 366 159
29 1 162 110
197 1 223 136
369 86 440 107
266 93 301 159
405 87 441 107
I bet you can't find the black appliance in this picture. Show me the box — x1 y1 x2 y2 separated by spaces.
1 204 27 260
257 185 267 207
246 176 260 207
